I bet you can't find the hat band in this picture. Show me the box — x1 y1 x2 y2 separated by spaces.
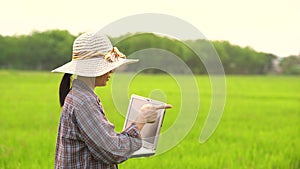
72 47 126 62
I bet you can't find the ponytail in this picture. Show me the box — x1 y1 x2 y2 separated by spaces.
59 73 72 107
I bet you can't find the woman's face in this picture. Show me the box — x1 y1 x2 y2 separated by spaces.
95 70 113 87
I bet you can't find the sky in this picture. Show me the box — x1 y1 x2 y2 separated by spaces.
1 0 299 57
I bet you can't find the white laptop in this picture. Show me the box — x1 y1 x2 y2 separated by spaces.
123 94 167 158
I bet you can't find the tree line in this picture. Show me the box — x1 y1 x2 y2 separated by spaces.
0 30 299 74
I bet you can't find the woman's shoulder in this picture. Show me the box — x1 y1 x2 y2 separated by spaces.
66 88 97 107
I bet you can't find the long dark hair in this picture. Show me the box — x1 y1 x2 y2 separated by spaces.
59 73 72 107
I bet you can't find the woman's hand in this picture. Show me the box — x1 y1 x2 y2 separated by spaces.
135 104 172 131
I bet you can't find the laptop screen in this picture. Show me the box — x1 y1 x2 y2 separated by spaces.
124 95 166 146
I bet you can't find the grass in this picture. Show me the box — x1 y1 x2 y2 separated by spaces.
0 70 299 169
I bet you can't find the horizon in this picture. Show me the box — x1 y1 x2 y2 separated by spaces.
1 29 296 58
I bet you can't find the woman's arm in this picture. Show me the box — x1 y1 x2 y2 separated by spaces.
74 102 142 164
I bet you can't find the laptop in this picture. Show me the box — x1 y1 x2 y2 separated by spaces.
123 94 167 158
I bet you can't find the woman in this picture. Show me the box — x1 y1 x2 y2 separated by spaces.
52 32 170 168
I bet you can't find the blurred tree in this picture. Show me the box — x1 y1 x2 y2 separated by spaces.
0 30 75 70
0 30 280 74
279 55 300 74
212 41 276 74
114 33 206 74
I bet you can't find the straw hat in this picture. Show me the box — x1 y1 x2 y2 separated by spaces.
51 32 138 77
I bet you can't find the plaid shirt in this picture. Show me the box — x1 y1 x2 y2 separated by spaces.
55 79 142 169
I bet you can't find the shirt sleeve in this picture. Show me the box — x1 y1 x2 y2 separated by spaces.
74 101 142 164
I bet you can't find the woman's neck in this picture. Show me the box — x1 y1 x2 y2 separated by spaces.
76 76 95 90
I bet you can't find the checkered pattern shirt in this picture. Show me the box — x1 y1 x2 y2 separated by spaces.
55 79 142 169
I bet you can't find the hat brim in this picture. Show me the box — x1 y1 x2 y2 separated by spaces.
51 57 139 77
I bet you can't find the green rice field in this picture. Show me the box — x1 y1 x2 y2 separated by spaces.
0 70 299 169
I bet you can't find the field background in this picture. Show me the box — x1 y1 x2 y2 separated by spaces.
0 70 299 169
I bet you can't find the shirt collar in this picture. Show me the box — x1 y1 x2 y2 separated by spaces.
72 79 98 98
